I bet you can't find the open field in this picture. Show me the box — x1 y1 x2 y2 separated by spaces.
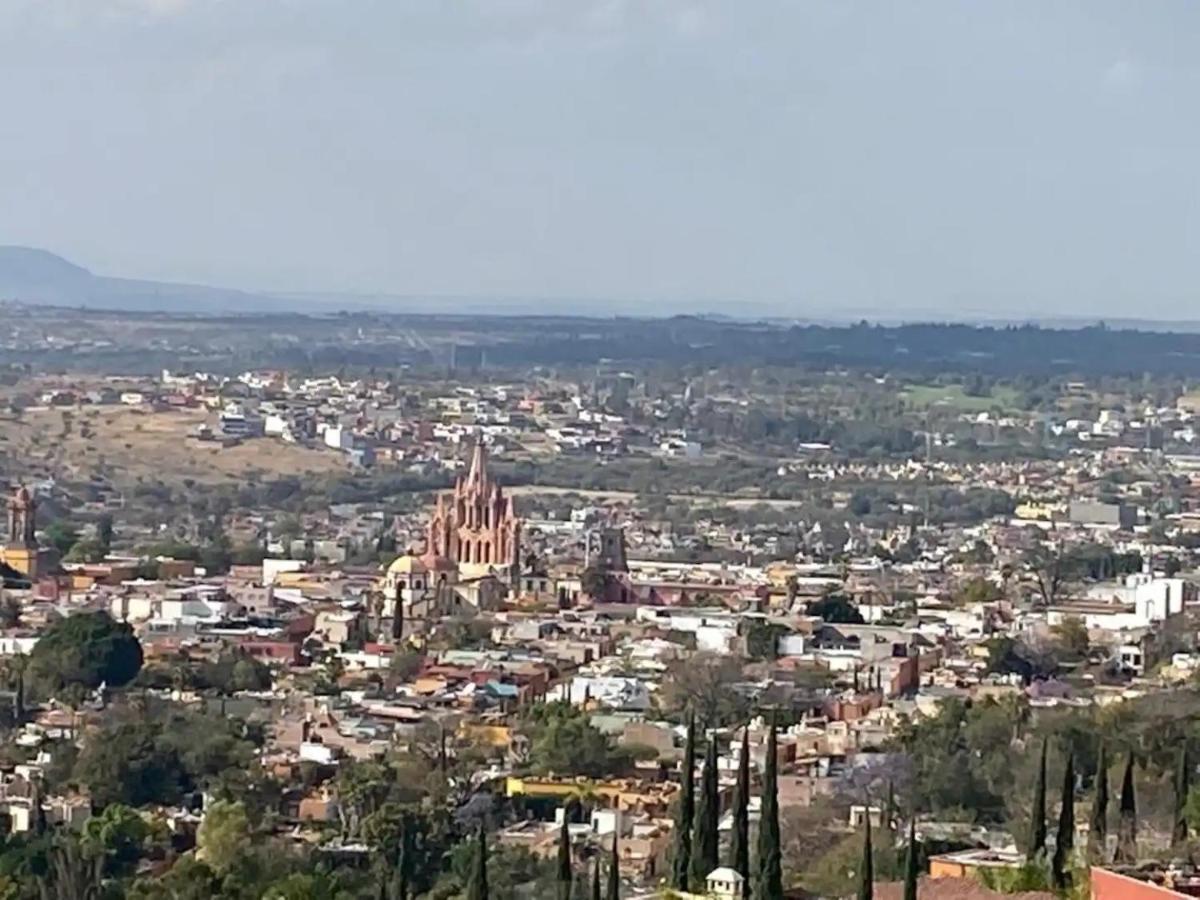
901 382 1021 412
0 405 347 487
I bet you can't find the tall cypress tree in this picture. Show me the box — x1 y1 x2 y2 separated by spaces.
557 814 573 900
1174 745 1191 847
728 727 751 897
671 714 696 892
1115 752 1138 864
857 813 874 900
692 736 720 885
753 716 782 900
466 824 488 900
1052 752 1075 890
395 816 409 900
1089 742 1109 862
1028 738 1048 858
606 834 619 900
902 817 918 900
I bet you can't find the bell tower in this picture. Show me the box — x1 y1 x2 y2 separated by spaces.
2 486 44 580
7 487 36 548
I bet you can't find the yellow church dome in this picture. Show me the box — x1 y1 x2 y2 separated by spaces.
386 554 428 576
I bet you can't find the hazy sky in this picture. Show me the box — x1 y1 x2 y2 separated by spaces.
1 1 1198 318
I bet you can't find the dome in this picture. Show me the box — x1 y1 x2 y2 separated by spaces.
386 554 427 576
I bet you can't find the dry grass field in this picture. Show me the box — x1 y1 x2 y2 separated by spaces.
0 404 346 487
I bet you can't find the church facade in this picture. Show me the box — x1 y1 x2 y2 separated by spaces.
423 442 520 579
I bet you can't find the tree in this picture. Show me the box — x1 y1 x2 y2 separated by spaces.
1088 742 1108 863
754 717 782 900
1114 753 1137 864
1051 617 1089 661
28 611 143 698
606 835 619 900
1051 752 1075 890
728 727 751 896
692 736 719 886
1024 545 1077 607
37 835 104 900
1028 739 1047 858
466 824 488 900
660 653 749 729
902 818 918 900
525 702 630 778
197 799 252 875
671 714 696 892
1174 746 1190 847
97 514 114 555
557 814 573 900
807 594 865 624
857 815 873 900
82 802 150 877
45 522 80 557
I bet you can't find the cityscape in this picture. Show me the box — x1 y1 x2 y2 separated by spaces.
2 2 1199 899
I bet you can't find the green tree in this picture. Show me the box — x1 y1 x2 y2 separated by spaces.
97 514 114 555
28 611 143 698
857 815 873 900
754 717 782 900
45 522 79 557
525 702 629 778
1051 617 1089 661
671 714 696 892
82 802 150 877
1089 743 1108 862
692 736 719 885
728 727 751 896
197 799 252 876
556 814 572 900
1114 753 1137 864
1174 746 1190 847
806 594 864 624
1028 739 1047 858
467 824 489 900
1051 752 1074 890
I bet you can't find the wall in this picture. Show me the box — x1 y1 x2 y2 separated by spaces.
1091 868 1190 899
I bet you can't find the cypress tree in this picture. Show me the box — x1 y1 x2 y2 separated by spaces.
692 736 720 885
1029 738 1048 858
1089 742 1109 862
902 817 918 900
591 857 601 900
1174 745 1191 847
857 813 874 900
557 813 573 900
1115 752 1137 863
395 816 409 900
466 824 488 900
671 713 696 892
753 716 782 900
728 727 751 896
1052 752 1075 890
606 834 619 900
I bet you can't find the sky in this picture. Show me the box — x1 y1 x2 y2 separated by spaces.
0 0 1198 319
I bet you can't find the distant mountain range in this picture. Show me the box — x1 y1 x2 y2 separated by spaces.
3 245 1199 329
0 246 296 314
